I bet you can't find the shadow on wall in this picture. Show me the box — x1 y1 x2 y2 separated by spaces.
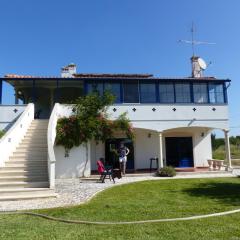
183 180 240 206
3 115 21 132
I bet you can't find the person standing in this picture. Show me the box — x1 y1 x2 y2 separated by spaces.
118 142 130 176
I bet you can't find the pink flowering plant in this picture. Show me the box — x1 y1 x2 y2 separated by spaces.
56 92 134 150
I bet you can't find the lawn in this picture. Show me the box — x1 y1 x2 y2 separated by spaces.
213 144 240 161
1 178 240 240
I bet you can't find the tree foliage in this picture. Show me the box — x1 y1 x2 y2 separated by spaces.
0 130 4 139
56 92 134 150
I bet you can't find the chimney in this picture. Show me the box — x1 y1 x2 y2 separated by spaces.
61 63 77 78
191 56 203 78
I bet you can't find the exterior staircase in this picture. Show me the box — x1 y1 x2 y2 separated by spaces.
0 120 56 201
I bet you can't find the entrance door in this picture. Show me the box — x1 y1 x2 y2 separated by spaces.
105 138 134 172
165 137 194 167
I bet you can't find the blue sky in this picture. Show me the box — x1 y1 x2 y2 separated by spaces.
0 0 239 136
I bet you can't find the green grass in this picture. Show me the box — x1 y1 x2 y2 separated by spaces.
1 178 240 240
213 144 240 160
0 130 4 139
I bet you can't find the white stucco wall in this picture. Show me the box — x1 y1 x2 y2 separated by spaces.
0 105 26 131
108 104 229 131
53 104 224 176
48 104 91 179
134 129 159 169
193 130 212 167
89 128 212 170
90 141 105 171
0 104 34 167
55 144 90 178
56 104 229 132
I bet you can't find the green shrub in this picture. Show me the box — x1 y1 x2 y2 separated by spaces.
0 130 5 139
157 166 176 177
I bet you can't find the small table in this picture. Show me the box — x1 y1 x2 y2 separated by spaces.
150 158 159 172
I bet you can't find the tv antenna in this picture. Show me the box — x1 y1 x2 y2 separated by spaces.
179 22 216 56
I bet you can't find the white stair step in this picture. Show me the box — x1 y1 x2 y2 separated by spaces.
0 170 48 176
5 161 47 166
0 181 49 189
7 158 47 162
5 160 47 165
16 147 47 151
24 134 47 138
0 121 50 194
26 129 47 132
21 138 47 142
19 143 47 147
26 131 47 134
5 162 47 167
0 176 48 183
0 188 54 198
3 166 48 171
0 193 56 201
9 156 47 161
24 133 47 140
12 152 48 157
27 127 47 133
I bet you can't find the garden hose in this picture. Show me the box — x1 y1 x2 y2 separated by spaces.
1 208 240 225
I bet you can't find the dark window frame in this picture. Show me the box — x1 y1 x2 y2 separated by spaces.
122 79 140 104
158 82 175 103
139 80 158 103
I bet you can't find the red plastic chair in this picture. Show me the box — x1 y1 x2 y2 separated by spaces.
97 160 115 183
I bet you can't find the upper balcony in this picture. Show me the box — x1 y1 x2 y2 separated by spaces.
0 73 231 131
1 75 230 106
85 78 230 105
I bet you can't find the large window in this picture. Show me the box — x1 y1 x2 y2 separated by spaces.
159 83 174 103
104 82 121 103
87 82 104 95
175 83 191 103
209 84 224 103
193 83 208 103
123 81 139 103
140 82 157 103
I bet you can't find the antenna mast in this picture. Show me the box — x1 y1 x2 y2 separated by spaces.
179 22 216 57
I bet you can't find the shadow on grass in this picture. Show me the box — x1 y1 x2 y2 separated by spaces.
183 181 240 206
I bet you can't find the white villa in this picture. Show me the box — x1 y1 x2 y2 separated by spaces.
0 57 232 200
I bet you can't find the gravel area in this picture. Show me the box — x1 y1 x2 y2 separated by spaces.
0 172 234 211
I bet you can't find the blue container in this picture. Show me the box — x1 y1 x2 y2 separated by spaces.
179 158 191 168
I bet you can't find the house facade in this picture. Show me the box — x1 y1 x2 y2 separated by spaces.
0 59 231 191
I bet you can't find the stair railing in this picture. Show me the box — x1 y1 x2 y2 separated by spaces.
0 103 34 167
47 103 60 189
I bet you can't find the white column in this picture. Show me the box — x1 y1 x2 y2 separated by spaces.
83 141 91 177
224 130 232 168
158 132 164 169
14 88 19 104
50 89 54 110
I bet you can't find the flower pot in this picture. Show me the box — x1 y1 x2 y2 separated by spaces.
207 159 214 170
215 160 224 170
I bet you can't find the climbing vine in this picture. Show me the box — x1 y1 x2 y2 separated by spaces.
56 92 134 150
